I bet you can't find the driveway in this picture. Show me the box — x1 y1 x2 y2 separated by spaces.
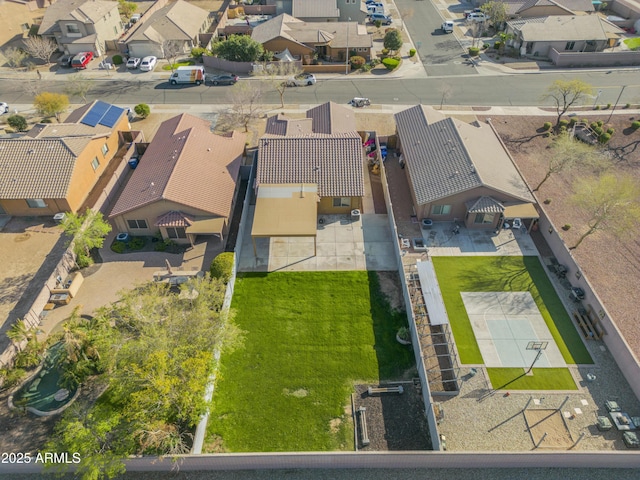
395 0 476 76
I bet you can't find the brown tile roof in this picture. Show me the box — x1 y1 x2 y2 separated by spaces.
110 114 246 218
306 101 357 134
155 211 194 227
265 114 313 136
395 105 535 205
465 196 505 214
257 132 364 197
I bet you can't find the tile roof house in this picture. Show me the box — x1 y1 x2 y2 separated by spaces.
0 101 130 216
506 15 622 57
267 0 368 23
124 0 212 59
394 105 536 230
265 101 356 136
38 0 123 56
251 14 373 61
109 114 246 244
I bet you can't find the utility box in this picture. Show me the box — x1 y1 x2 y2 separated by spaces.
170 66 205 85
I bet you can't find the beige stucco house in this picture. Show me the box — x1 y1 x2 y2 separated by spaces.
0 101 130 216
38 0 123 56
109 114 245 245
394 105 537 230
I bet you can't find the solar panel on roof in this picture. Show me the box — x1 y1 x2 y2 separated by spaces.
81 101 111 127
99 106 125 128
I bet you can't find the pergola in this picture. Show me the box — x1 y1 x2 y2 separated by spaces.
251 183 318 256
503 203 539 232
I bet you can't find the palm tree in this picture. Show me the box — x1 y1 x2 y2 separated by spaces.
7 319 36 351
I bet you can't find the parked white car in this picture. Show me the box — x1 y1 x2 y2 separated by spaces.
467 12 488 22
126 57 141 69
0 102 8 114
442 21 454 33
286 73 316 87
139 56 157 71
367 4 384 14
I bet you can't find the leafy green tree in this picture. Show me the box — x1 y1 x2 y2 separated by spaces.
7 114 28 132
118 0 138 18
34 92 69 121
211 34 264 62
541 79 593 128
7 319 36 351
481 1 508 29
534 132 604 191
210 252 234 284
383 29 403 54
61 209 112 268
134 103 150 119
569 173 640 249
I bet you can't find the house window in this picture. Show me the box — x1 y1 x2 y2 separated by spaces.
431 205 451 215
26 199 47 208
91 156 100 171
166 227 186 239
114 26 118 35
333 197 351 207
474 213 495 224
565 41 575 51
101 143 109 156
66 24 80 34
127 219 148 229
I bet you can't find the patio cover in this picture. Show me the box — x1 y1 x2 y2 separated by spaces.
503 203 538 219
186 217 226 242
251 183 318 256
416 259 450 326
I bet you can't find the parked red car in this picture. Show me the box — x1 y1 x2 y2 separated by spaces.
71 51 94 69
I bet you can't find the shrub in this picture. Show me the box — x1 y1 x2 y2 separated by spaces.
154 241 167 252
111 241 126 253
191 47 207 61
597 120 603 127
606 103 612 109
76 252 92 268
468 47 480 57
590 122 599 130
632 120 640 130
625 103 631 109
0 367 26 389
482 43 490 50
128 237 145 250
593 126 603 136
594 105 600 110
581 118 589 125
543 122 552 131
494 41 502 50
112 54 123 65
41 118 52 123
568 117 577 127
382 57 400 70
562 224 571 231
381 48 389 55
374 20 382 28
599 132 611 144
543 199 551 204
558 119 569 128
210 252 234 284
409 48 416 57
607 127 615 135
134 103 150 119
349 55 366 69
7 115 28 132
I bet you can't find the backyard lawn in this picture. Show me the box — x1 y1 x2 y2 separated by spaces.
432 256 592 366
205 271 414 452
623 37 640 50
487 367 577 391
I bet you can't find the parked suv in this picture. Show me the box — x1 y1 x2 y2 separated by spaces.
71 51 93 69
369 13 392 25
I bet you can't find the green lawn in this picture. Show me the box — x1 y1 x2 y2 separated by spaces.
486 368 577 391
206 271 414 452
623 38 640 50
432 256 592 365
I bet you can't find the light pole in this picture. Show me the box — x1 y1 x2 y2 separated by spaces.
345 17 351 75
592 90 602 109
607 85 627 123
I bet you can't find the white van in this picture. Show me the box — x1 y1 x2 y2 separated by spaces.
169 66 205 85
442 21 454 33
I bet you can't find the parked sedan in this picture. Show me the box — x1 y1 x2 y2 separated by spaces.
207 74 238 85
286 73 316 87
369 13 392 25
57 54 73 68
126 57 141 69
139 56 157 72
0 102 8 114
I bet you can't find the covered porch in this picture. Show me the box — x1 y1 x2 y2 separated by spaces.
156 211 226 246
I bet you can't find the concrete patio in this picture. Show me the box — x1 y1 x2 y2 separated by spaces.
237 209 396 272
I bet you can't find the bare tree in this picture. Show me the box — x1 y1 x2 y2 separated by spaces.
569 173 640 249
163 41 183 73
22 77 44 98
541 79 593 128
2 47 28 69
438 83 453 110
220 80 267 133
22 36 58 65
64 73 91 103
534 132 605 192
252 61 303 108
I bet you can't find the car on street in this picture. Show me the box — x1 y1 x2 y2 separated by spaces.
126 57 141 69
286 73 316 86
71 51 93 69
207 74 239 85
442 20 454 33
369 13 392 25
139 56 157 72
58 54 73 68
0 102 8 114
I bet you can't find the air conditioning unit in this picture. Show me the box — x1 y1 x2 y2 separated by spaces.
351 209 361 221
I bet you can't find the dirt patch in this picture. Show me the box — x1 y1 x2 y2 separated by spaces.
329 417 342 434
376 271 404 312
481 114 640 360
524 409 573 449
354 383 430 450
283 388 308 398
